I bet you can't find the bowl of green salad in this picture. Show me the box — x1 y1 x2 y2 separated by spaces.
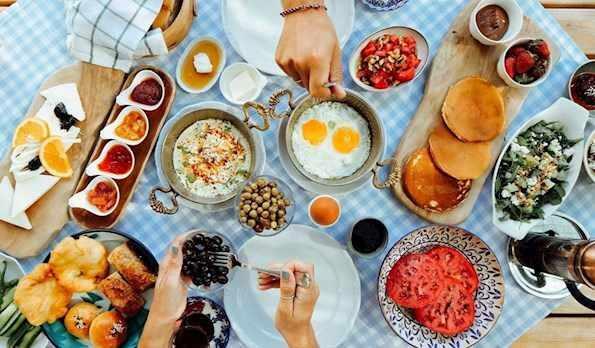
492 97 590 239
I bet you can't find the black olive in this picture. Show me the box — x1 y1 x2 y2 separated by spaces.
54 102 77 130
25 157 42 171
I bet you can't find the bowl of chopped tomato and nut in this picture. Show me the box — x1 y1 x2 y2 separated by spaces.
349 26 429 92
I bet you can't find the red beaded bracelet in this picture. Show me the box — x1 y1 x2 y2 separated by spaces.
280 4 328 17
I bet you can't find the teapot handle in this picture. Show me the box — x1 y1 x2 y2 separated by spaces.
566 280 595 311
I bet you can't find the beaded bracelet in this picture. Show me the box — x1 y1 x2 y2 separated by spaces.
280 4 328 17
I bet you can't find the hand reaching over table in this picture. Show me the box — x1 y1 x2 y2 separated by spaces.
258 261 320 348
277 0 346 100
139 236 188 348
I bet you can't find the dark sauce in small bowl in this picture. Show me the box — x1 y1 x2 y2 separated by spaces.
570 72 595 110
349 218 389 257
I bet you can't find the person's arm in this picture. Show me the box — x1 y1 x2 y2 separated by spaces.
258 261 320 348
139 236 188 348
276 0 346 100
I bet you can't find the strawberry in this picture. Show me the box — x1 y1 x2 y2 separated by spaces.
505 57 516 78
508 46 526 57
530 40 550 59
515 51 535 74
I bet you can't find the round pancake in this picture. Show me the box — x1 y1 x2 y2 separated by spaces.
428 121 492 180
403 147 471 212
442 76 505 142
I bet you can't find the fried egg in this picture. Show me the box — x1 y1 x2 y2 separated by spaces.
291 102 371 179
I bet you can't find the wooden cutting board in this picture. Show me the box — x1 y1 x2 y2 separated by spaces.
388 0 547 225
0 62 125 258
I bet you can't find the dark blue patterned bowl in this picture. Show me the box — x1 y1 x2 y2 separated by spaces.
362 0 409 11
377 225 505 348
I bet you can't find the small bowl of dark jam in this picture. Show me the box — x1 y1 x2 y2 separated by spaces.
348 218 389 258
568 60 595 113
172 296 231 348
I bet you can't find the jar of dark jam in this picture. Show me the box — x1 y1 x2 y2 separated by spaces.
348 218 389 258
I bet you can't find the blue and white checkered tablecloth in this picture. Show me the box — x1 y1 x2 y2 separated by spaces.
0 0 593 347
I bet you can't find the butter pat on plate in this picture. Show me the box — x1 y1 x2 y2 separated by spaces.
11 174 60 218
0 177 31 229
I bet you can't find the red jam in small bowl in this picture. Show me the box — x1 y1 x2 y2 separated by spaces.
98 144 133 175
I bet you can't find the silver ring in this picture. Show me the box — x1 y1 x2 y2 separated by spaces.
280 294 295 300
294 79 302 85
323 82 337 88
297 273 311 289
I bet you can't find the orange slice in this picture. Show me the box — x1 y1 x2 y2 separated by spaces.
12 118 49 147
442 76 505 142
40 137 72 178
428 121 492 180
403 147 471 213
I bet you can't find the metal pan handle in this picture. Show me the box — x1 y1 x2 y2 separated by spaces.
372 158 401 189
149 186 179 215
242 89 295 131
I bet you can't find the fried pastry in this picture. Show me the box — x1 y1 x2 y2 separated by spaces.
14 263 72 325
89 311 128 348
49 236 109 292
108 243 157 292
403 147 471 212
428 121 492 180
98 272 145 317
64 302 102 340
442 76 505 142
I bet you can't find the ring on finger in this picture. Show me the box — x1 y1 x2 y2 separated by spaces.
322 81 337 88
297 273 312 289
280 294 295 300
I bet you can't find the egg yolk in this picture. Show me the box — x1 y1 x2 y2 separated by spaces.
302 119 327 146
310 196 340 226
332 127 360 154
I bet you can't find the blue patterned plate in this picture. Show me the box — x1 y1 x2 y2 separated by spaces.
41 229 158 348
362 0 409 11
377 225 504 348
176 297 231 348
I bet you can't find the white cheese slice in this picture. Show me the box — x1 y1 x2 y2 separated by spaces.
0 177 31 229
11 174 59 217
230 71 256 101
35 101 80 150
40 83 86 121
193 53 213 74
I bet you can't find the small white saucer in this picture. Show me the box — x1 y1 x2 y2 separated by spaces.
276 118 371 195
219 62 267 105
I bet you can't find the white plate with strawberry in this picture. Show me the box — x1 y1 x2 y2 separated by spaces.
497 37 560 88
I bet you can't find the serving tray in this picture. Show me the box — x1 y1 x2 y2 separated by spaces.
387 0 549 225
69 66 176 229
0 62 125 258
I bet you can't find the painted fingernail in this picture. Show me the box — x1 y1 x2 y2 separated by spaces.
281 270 290 281
170 246 179 255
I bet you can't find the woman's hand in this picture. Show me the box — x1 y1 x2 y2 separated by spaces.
258 261 320 348
276 0 346 100
139 236 188 348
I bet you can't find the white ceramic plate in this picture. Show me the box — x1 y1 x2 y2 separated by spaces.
584 129 595 183
276 118 373 195
224 224 361 348
221 0 355 76
492 97 590 239
0 251 49 348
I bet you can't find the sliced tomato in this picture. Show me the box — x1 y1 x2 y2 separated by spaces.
414 278 476 336
386 253 445 308
395 68 416 82
361 42 377 58
426 246 478 294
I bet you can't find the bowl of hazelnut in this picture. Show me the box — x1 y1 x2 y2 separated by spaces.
235 175 294 237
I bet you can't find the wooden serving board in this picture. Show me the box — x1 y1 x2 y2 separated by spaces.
0 62 125 258
390 0 546 225
69 66 176 229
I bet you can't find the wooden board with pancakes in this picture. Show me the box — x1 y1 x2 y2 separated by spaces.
380 0 548 224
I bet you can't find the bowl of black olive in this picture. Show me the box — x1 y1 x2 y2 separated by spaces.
181 230 236 293
234 175 295 237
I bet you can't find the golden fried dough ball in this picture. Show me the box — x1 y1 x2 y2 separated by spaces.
64 302 102 340
14 263 72 325
49 236 109 292
89 311 128 348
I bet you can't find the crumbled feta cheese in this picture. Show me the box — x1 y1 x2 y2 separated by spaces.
511 141 530 155
511 194 520 206
504 183 519 192
527 177 537 187
548 139 561 155
501 189 511 198
193 53 213 73
563 148 574 157
544 179 555 190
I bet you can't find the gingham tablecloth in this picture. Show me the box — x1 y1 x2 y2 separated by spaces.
1 0 593 347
